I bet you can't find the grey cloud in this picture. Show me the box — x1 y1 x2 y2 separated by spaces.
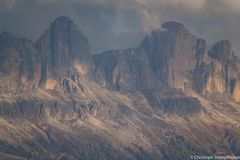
0 0 240 54
0 0 16 10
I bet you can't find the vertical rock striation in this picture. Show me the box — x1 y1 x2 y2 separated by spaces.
193 39 240 101
0 32 41 88
35 16 94 88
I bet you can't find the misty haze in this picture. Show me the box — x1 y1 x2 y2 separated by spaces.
0 0 240 160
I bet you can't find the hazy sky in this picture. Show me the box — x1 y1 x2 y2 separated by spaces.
0 0 240 54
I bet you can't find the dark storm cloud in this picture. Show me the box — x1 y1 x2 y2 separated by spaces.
0 0 240 54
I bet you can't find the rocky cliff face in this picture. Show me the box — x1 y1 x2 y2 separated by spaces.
94 21 203 91
0 32 41 88
141 21 200 90
93 48 158 90
1 17 240 160
94 21 240 102
193 40 240 101
35 16 94 89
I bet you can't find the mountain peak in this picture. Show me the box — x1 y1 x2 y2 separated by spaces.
208 40 233 63
52 16 73 26
161 21 187 35
35 16 92 87
54 16 72 23
50 16 79 33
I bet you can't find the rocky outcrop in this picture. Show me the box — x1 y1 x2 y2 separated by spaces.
193 40 240 101
94 21 207 92
208 40 233 64
141 21 201 90
161 97 202 116
93 21 240 103
0 74 20 94
0 32 41 88
93 48 158 90
0 99 97 120
2 17 239 102
143 89 202 116
35 16 94 88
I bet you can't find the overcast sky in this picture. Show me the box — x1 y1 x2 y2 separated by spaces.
0 0 240 54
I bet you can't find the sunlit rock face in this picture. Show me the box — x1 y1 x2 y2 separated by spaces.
232 81 240 101
193 39 240 101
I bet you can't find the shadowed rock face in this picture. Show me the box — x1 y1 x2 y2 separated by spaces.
0 32 41 88
161 21 190 36
94 21 204 91
141 21 199 90
1 17 240 160
161 97 202 116
93 21 240 102
35 16 94 87
208 40 233 64
93 48 159 90
142 89 202 116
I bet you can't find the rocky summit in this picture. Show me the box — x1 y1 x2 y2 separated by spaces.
0 16 240 160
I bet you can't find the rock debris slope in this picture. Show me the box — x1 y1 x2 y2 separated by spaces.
0 16 240 160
